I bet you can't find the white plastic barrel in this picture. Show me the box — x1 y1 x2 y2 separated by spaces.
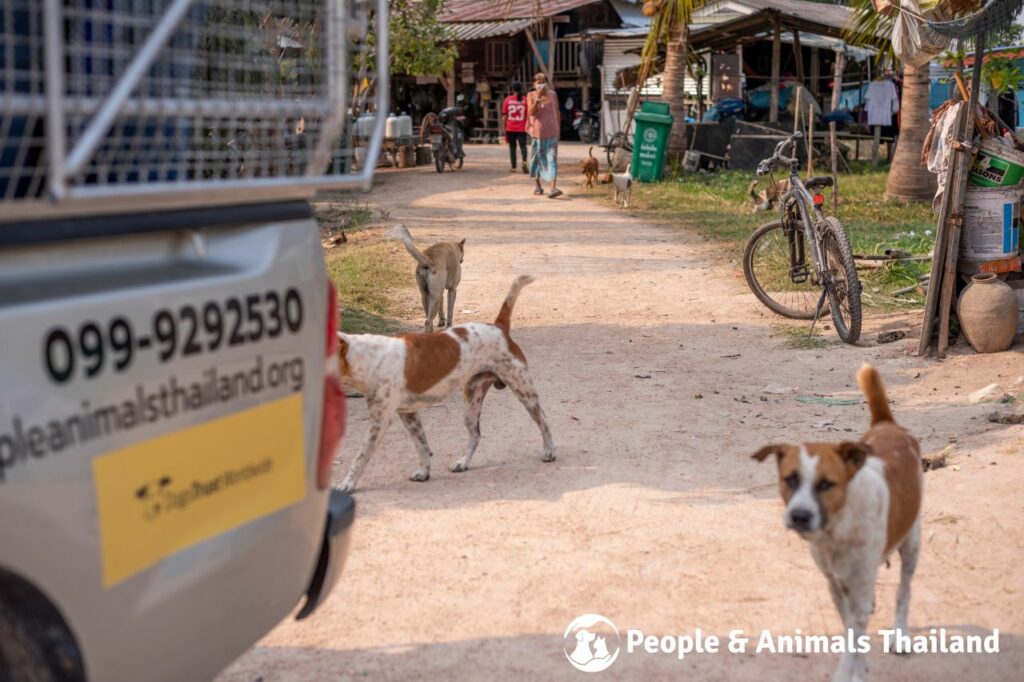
355 114 375 139
385 113 400 140
397 112 413 138
960 186 1022 260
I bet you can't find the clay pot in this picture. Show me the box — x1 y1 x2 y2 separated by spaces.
957 273 1020 353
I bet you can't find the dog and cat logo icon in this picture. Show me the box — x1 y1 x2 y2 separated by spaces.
564 614 621 673
134 476 174 521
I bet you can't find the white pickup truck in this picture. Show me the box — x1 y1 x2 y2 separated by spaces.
0 1 387 680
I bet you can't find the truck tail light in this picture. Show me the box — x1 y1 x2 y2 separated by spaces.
318 281 345 490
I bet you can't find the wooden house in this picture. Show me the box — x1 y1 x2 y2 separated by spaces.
415 0 622 141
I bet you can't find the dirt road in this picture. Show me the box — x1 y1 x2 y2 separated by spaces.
220 143 1024 681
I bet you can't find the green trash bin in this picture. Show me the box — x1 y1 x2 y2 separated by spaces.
631 101 674 182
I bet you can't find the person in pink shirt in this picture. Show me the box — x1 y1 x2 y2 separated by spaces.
527 72 562 198
502 81 529 173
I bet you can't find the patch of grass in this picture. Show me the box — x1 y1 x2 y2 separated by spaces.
617 166 935 310
325 238 412 334
314 200 390 238
771 322 831 350
337 307 402 335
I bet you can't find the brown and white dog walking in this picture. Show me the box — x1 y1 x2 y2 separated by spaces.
752 364 922 682
335 275 556 493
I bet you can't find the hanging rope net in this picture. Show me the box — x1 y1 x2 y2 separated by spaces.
925 0 1024 38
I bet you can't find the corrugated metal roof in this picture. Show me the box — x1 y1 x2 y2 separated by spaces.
691 0 854 33
608 0 650 28
439 0 602 23
446 19 534 41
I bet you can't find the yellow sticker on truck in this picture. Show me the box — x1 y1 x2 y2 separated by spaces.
93 393 306 587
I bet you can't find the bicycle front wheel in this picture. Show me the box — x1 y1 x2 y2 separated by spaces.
820 217 862 344
743 219 827 320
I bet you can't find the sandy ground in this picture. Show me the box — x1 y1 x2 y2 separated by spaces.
219 143 1024 681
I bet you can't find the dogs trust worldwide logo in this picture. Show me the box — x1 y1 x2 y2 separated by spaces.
564 614 621 673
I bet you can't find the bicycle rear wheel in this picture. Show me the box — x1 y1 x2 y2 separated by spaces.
820 217 862 344
606 132 631 168
743 219 827 320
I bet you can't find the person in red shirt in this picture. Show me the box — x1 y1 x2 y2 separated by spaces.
502 82 528 173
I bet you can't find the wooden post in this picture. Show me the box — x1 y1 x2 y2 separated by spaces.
830 50 845 210
524 27 548 82
548 17 556 81
871 125 881 165
737 43 744 93
807 103 814 175
810 47 820 97
793 86 801 134
793 29 805 86
770 18 781 123
918 32 985 356
446 64 456 107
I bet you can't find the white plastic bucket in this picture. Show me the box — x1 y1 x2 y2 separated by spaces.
384 114 400 140
969 138 1024 187
960 186 1022 260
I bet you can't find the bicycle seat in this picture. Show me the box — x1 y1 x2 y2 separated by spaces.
805 176 834 190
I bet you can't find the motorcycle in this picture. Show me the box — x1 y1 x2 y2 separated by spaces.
573 108 599 144
425 103 466 173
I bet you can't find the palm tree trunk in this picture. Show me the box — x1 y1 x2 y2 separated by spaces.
885 61 936 202
662 22 689 158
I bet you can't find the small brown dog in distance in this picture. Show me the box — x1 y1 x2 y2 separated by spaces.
579 146 599 188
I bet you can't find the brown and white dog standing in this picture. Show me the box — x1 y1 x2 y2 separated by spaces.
387 224 464 332
335 275 556 493
752 364 922 682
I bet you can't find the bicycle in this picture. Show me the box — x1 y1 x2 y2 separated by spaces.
604 130 633 168
742 132 862 344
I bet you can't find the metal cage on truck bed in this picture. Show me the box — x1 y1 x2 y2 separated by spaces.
0 0 388 221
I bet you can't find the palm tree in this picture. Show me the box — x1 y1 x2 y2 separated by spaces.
847 2 936 202
881 61 935 202
641 0 705 158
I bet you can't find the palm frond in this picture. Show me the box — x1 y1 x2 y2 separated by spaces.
845 0 893 53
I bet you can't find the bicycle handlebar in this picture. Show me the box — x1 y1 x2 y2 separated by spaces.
756 131 802 176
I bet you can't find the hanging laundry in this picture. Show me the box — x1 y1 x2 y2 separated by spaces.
865 79 900 127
